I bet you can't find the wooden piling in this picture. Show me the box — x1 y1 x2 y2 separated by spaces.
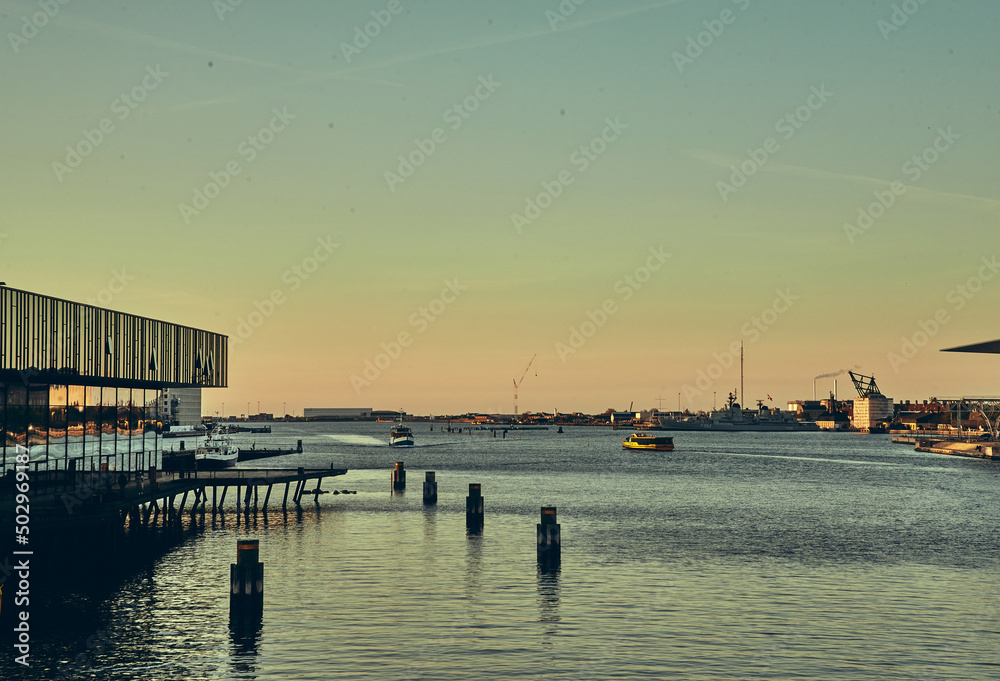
391 461 406 491
537 506 561 566
423 471 437 505
466 483 484 531
230 539 264 617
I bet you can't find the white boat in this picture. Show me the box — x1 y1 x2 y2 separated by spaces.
195 427 239 469
389 413 414 447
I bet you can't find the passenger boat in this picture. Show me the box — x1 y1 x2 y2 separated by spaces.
389 413 414 447
195 427 240 469
622 432 675 451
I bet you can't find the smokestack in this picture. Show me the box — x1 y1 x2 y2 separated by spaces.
813 379 816 401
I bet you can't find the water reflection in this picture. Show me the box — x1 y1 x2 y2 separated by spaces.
422 503 437 541
465 533 483 599
229 611 263 680
536 565 561 641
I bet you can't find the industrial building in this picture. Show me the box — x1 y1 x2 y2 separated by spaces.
304 407 372 420
159 387 202 427
848 372 894 431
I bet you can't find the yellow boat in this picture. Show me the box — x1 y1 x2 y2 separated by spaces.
622 433 674 451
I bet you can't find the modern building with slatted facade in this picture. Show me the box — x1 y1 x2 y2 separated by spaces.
0 286 227 473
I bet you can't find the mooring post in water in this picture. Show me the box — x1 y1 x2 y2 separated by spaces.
466 483 484 531
230 539 264 617
423 471 437 504
391 461 406 491
537 506 561 566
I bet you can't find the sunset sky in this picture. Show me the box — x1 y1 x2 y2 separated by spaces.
2 0 998 416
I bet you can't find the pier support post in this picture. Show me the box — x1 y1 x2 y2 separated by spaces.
466 483 484 532
423 471 437 505
230 539 264 619
391 461 406 491
537 506 561 567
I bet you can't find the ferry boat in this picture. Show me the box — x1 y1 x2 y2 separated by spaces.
195 427 239 469
622 433 675 451
389 413 414 447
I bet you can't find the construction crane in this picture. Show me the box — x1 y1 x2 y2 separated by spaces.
513 354 536 418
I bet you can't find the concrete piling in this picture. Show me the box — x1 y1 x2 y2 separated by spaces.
423 471 437 504
466 483 484 531
537 506 561 566
391 461 406 491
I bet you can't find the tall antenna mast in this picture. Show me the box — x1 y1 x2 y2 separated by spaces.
740 341 744 408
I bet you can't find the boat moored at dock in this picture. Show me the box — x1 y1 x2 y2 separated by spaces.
195 427 239 469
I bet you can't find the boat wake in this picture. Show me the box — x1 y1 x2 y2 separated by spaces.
714 451 907 467
323 434 386 446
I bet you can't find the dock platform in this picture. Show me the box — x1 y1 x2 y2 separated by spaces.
0 465 349 531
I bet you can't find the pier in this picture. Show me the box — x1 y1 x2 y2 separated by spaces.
892 435 1000 459
1 465 349 532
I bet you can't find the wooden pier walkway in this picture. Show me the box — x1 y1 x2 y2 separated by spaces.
1 466 349 531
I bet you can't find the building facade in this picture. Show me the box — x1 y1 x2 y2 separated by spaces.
159 388 203 427
852 396 894 431
1 286 226 472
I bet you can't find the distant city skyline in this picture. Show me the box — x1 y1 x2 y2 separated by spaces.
2 0 998 415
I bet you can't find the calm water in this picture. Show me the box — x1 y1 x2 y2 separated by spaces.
6 422 1000 680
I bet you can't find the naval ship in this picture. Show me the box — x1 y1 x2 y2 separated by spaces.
658 392 818 432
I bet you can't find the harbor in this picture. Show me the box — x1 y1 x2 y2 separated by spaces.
5 424 1000 680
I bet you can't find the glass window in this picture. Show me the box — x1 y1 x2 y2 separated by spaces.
49 385 68 462
28 384 49 449
68 385 85 464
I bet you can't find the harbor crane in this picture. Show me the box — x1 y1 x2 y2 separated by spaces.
513 354 536 418
849 371 882 397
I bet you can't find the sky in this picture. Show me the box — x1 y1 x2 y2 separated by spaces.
1 0 998 416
